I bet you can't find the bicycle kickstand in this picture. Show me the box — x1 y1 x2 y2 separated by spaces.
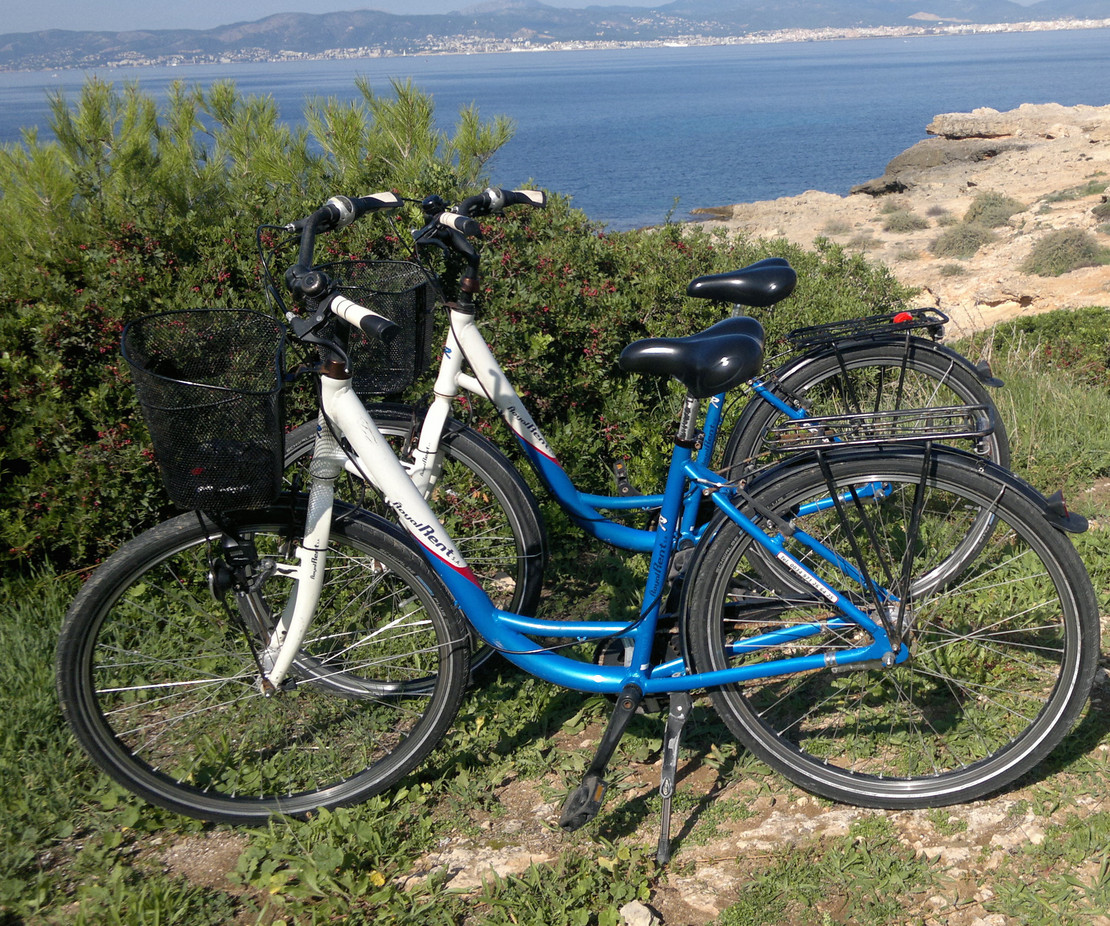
559 684 643 831
656 691 693 865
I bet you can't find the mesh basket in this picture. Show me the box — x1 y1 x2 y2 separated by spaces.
309 260 436 395
122 309 286 512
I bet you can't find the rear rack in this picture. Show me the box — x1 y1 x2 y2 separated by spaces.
785 309 948 350
764 404 994 451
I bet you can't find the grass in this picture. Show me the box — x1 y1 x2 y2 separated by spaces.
970 307 1110 491
5 306 1110 924
1043 179 1110 203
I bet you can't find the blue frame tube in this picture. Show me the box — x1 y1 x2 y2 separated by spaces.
418 446 902 696
505 379 804 553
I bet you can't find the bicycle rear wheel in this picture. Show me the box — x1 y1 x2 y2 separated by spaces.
684 447 1098 808
722 339 1009 474
56 501 469 824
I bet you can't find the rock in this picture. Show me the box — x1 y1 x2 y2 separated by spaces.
851 137 1030 195
927 102 1110 140
401 842 554 891
620 900 661 926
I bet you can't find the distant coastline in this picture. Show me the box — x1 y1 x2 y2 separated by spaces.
5 17 1110 73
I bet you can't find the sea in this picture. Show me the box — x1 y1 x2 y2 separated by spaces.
1 28 1109 229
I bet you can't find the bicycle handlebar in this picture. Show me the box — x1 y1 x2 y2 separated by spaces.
289 191 402 234
282 185 545 338
457 187 547 218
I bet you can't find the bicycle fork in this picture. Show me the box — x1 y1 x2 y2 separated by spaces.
255 418 343 689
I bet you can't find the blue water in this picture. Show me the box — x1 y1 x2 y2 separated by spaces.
2 29 1109 228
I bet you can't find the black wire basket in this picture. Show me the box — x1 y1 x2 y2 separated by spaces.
122 309 286 512
309 260 436 395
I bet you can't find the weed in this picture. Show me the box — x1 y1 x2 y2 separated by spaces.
1091 200 1110 221
822 219 851 236
931 222 996 258
939 262 968 276
964 190 1026 227
471 845 653 925
1021 228 1110 276
926 808 969 836
882 209 930 233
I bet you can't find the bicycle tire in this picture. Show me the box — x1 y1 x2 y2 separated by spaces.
721 338 1009 586
56 500 470 824
721 339 1010 475
684 447 1098 808
285 407 546 621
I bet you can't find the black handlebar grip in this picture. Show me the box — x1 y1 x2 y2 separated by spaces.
324 192 402 230
329 294 402 344
457 191 491 218
438 212 482 238
359 312 401 344
500 189 547 209
349 191 402 217
457 188 546 217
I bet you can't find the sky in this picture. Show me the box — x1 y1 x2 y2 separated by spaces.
4 0 662 34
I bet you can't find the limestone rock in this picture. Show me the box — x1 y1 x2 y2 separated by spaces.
694 102 1110 336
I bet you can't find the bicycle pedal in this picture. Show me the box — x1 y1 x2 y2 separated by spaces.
559 773 608 831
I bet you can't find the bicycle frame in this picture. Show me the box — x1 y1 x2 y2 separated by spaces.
383 302 811 554
259 357 907 698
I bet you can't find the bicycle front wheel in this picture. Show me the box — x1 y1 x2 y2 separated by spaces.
56 502 470 824
684 448 1098 808
285 407 547 620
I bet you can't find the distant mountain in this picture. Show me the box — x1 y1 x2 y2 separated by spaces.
657 0 1103 28
1 0 1107 71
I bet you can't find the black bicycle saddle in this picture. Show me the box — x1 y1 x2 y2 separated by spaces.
686 257 796 307
619 316 765 398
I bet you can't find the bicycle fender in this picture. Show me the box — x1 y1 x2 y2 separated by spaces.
772 336 1004 389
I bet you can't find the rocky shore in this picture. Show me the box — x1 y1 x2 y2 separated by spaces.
695 102 1110 336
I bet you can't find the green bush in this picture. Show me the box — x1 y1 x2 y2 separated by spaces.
1092 200 1110 220
964 191 1026 228
0 76 513 569
460 213 914 497
0 78 915 572
930 223 996 259
1020 228 1110 277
